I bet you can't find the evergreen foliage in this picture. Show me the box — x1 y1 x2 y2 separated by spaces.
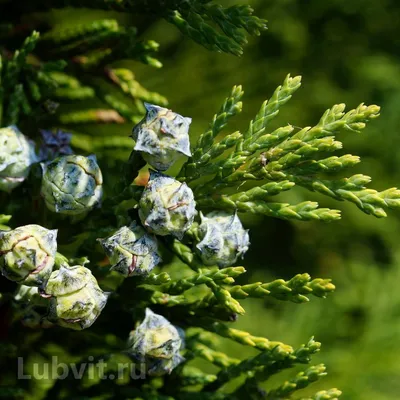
0 1 396 399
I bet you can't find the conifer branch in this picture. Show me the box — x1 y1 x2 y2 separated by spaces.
266 364 327 399
181 367 217 386
168 238 206 271
148 291 189 307
181 85 244 181
185 75 396 222
205 337 321 392
207 280 245 315
249 338 322 384
197 320 294 354
145 272 172 285
243 74 302 144
301 389 342 400
294 174 400 218
197 197 341 222
108 68 168 106
228 274 336 303
153 266 246 295
187 342 240 369
2 0 266 55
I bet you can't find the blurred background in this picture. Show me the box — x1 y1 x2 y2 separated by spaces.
2 0 400 399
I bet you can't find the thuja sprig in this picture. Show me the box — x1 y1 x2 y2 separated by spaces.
266 364 327 399
145 272 172 285
40 19 120 46
181 84 244 181
295 174 400 218
1 0 266 56
0 1 265 164
180 74 301 184
205 337 321 391
229 338 323 399
162 2 268 56
181 367 217 386
108 68 168 106
168 237 205 271
0 31 63 127
0 19 166 162
242 74 302 144
245 338 322 385
207 280 246 315
148 291 189 307
195 319 293 354
185 74 400 221
228 273 336 303
302 389 343 400
187 342 240 369
157 239 334 313
144 266 246 295
198 196 341 222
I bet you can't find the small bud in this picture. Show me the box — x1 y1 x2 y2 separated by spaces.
99 222 161 277
41 154 103 215
127 308 184 376
43 265 108 330
132 103 192 171
139 172 196 239
0 224 57 287
39 129 73 161
0 126 38 192
195 212 250 267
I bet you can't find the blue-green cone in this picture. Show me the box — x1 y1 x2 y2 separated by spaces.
41 154 103 215
132 103 192 171
139 172 196 239
99 222 161 277
43 265 109 330
195 211 250 267
127 308 185 376
0 126 38 192
0 224 57 287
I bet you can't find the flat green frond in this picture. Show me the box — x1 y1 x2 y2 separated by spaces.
205 337 320 391
0 31 62 127
197 197 341 222
109 68 168 106
41 19 120 44
181 85 244 181
187 342 240 368
166 2 267 56
8 1 265 55
186 76 392 220
228 273 336 303
152 266 246 295
294 174 400 218
243 74 302 144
